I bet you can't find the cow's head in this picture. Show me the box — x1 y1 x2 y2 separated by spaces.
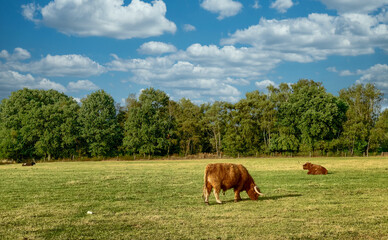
303 162 311 170
246 177 264 200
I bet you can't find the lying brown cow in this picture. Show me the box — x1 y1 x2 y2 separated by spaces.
203 163 263 204
303 162 327 175
22 162 36 166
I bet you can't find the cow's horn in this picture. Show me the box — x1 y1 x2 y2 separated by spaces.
254 186 264 196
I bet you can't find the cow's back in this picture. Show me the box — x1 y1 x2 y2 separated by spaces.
311 164 328 175
205 163 243 189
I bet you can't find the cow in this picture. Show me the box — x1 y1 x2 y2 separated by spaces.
303 162 328 175
203 163 263 204
22 162 36 166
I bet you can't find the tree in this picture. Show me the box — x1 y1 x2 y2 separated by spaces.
0 88 80 161
339 84 383 156
223 93 262 156
79 90 121 157
203 101 229 157
176 98 203 156
123 88 174 157
370 109 388 153
279 79 347 156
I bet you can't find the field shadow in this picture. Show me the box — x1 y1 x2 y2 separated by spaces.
258 193 302 201
219 193 302 204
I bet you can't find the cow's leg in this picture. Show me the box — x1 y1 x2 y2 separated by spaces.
204 182 212 205
234 189 242 202
213 186 222 204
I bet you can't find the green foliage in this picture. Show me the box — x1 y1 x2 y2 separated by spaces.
0 88 79 161
123 88 173 156
279 79 347 153
78 90 121 157
176 98 203 155
339 84 383 155
203 101 230 157
0 80 385 160
370 109 388 152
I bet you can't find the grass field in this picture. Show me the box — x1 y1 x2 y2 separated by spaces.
1 157 387 239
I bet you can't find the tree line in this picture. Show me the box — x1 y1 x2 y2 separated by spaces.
0 79 387 162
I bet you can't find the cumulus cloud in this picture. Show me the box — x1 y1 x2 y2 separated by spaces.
356 64 388 99
270 0 294 13
319 0 388 14
201 0 243 20
68 80 99 91
22 0 176 39
138 41 177 55
37 78 67 92
255 80 277 90
253 1 261 9
329 64 388 107
221 13 388 62
3 52 105 77
107 43 282 102
339 70 354 76
0 70 66 98
0 48 104 98
0 48 31 61
183 24 196 32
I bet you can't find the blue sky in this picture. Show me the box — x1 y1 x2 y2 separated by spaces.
1 0 387 107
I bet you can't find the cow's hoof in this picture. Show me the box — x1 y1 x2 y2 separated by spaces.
205 202 209 205
216 201 222 204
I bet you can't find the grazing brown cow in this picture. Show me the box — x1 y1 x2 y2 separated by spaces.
303 162 328 175
203 163 263 204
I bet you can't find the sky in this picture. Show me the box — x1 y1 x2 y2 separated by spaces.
1 0 388 108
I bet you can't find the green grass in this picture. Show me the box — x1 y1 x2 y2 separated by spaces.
1 157 387 239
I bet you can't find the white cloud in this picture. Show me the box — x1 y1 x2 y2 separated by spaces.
107 43 281 102
37 78 67 92
201 0 243 20
183 24 196 32
4 52 105 77
0 70 66 98
339 70 354 76
356 64 388 94
68 80 99 91
0 70 35 89
253 1 261 9
327 67 337 73
221 13 388 62
21 3 40 23
328 67 359 76
0 48 31 61
319 0 388 14
270 0 294 13
138 41 177 55
255 80 277 90
22 0 176 39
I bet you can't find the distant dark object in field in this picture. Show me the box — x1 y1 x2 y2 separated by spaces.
203 163 263 205
303 162 327 175
22 162 36 166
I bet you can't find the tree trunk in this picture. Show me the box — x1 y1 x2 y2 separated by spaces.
366 137 370 157
186 139 191 157
213 129 218 157
218 124 221 158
